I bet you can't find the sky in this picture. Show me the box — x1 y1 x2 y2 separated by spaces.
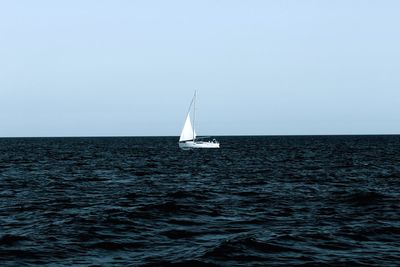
0 0 399 137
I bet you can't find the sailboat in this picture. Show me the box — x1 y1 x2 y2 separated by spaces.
179 91 220 149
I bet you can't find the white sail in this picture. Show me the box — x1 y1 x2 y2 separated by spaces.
179 113 197 142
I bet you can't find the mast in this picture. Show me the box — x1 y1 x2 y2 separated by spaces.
193 90 196 142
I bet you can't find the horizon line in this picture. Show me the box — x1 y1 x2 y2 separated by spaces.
0 133 399 139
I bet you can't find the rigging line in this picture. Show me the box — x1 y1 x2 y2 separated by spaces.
193 90 196 141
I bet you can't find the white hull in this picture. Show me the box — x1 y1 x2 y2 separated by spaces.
179 140 220 150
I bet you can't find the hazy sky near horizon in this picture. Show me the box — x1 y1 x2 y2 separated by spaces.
1 0 399 137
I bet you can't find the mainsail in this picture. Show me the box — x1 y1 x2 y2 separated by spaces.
179 113 196 142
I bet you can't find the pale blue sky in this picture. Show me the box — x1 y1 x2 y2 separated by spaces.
1 0 399 137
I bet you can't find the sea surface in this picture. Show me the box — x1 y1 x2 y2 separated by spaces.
0 136 399 266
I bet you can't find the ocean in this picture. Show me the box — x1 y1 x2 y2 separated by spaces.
0 136 399 266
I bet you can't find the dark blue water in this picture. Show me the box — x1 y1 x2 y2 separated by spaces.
0 136 399 266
